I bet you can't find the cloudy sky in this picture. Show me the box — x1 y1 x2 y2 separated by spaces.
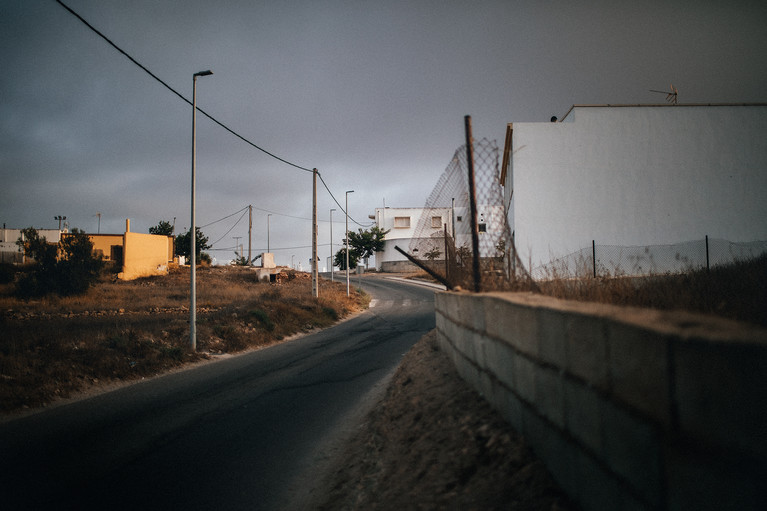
2 0 766 267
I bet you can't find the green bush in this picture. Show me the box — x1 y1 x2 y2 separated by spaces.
15 227 104 298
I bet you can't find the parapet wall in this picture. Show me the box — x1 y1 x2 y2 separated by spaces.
434 291 767 510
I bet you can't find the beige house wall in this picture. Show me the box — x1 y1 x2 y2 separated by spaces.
88 234 124 262
120 231 173 280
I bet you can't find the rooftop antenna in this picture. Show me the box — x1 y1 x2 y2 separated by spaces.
649 84 678 105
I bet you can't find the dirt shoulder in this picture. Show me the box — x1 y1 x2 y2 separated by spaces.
313 330 576 510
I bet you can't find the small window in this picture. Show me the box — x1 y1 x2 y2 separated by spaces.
456 216 463 222
431 216 442 229
478 223 487 233
394 216 411 228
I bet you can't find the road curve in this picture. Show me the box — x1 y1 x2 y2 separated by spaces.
0 276 436 510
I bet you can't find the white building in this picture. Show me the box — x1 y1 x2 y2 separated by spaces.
1 228 64 264
501 104 767 275
372 207 453 272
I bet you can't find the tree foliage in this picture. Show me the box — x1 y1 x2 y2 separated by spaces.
346 226 389 267
333 247 360 271
174 227 210 261
15 227 103 297
149 220 174 236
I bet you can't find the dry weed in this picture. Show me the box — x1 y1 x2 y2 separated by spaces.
0 266 367 413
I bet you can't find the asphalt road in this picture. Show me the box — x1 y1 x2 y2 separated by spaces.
0 276 437 510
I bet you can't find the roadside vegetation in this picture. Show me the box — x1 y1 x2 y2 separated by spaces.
410 253 767 328
0 266 368 413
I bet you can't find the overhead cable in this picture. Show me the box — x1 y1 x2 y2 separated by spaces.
55 0 313 173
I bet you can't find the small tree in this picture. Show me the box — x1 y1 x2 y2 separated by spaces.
15 227 103 297
175 227 210 261
149 220 174 236
424 247 442 261
334 247 360 271
347 226 389 268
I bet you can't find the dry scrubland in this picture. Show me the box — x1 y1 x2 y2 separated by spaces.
0 266 368 413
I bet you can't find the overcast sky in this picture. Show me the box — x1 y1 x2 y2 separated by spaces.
2 0 766 266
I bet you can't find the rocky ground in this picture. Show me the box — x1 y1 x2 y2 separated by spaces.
313 330 576 510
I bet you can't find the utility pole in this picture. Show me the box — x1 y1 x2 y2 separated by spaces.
312 169 319 298
465 115 481 292
345 190 354 297
248 205 252 264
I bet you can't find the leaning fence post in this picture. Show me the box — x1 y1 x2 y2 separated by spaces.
592 240 597 278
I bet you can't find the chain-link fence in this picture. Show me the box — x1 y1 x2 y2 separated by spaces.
531 237 767 279
406 132 530 291
401 120 767 291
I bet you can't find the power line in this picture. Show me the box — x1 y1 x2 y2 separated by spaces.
55 0 313 174
209 209 248 247
55 1 376 233
200 206 249 228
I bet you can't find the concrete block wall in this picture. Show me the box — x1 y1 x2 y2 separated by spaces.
435 291 767 510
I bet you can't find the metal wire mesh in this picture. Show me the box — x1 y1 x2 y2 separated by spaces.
405 134 767 290
407 138 529 291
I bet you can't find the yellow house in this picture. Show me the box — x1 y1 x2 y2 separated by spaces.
88 219 174 280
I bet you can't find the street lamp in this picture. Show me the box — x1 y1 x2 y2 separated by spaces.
190 69 212 352
345 190 354 297
267 214 272 253
54 215 67 231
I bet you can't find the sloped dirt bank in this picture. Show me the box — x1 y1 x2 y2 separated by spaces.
315 330 576 510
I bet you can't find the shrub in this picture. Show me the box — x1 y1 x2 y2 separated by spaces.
15 227 104 298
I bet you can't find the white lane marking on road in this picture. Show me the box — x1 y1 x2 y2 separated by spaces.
370 299 378 308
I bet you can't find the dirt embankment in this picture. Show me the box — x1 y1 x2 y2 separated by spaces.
315 331 576 511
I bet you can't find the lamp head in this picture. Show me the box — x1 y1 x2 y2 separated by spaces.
194 70 213 77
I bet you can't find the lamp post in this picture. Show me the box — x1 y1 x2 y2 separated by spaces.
267 214 272 253
54 215 66 231
330 208 336 282
190 69 212 352
345 190 354 297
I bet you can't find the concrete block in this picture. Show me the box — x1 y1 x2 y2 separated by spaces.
565 313 609 390
485 297 539 356
261 252 275 268
485 338 516 390
664 441 767 511
602 400 662 507
513 353 536 404
537 307 567 368
673 338 767 458
607 321 671 425
535 365 565 428
523 409 577 501
572 447 647 511
564 378 603 454
500 387 524 433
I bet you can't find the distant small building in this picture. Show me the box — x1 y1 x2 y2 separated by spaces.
2 219 174 280
0 228 63 264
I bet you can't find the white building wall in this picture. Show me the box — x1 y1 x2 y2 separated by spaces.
373 207 452 270
510 105 767 267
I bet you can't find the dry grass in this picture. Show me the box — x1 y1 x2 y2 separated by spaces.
530 253 767 327
0 266 368 413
